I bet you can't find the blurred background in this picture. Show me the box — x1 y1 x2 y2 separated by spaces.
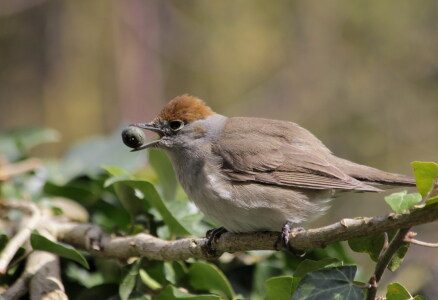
1 0 437 296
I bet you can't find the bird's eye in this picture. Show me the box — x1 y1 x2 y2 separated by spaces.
169 120 183 131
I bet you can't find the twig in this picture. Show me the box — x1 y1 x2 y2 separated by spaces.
366 228 411 300
0 201 42 274
28 229 67 300
51 202 438 262
0 158 42 181
1 230 67 300
404 232 438 248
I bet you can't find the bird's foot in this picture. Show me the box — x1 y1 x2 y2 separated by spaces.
274 223 306 257
205 227 227 256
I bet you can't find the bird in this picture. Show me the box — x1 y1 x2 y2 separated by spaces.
127 94 415 251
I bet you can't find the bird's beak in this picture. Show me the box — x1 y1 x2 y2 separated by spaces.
129 122 164 152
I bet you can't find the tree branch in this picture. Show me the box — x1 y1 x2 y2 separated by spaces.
51 202 438 261
0 201 42 273
366 227 411 300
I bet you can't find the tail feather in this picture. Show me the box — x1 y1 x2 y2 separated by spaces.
333 157 416 188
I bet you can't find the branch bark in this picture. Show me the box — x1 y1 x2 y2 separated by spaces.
0 201 42 273
51 202 438 261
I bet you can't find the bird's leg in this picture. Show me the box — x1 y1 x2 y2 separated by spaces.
274 222 306 257
205 227 228 255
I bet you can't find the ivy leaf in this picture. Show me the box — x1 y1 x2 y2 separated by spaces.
291 266 364 300
386 282 412 300
348 233 386 262
30 231 89 269
384 191 422 213
265 276 294 300
388 244 409 272
293 258 342 278
188 261 235 300
411 161 438 198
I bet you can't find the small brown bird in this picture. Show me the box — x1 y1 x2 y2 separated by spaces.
129 95 415 249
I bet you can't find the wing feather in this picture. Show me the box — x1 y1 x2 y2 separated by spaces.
213 120 381 192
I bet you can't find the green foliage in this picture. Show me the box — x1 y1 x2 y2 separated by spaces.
292 266 364 300
30 231 89 269
386 283 426 300
188 261 235 300
149 149 178 201
384 191 422 213
120 260 141 300
348 232 409 272
264 276 294 300
348 233 386 262
155 286 220 300
1 129 435 299
411 161 438 198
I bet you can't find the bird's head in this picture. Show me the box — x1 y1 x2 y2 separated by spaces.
129 95 215 151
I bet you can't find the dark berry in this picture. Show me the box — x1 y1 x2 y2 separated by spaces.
121 127 145 149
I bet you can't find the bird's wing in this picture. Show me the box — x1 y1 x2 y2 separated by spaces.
213 137 381 192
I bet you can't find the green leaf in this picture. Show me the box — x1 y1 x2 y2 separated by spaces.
149 149 177 201
188 261 235 300
139 269 162 290
107 178 190 235
43 181 100 207
30 231 89 269
292 266 364 300
294 258 342 278
426 196 438 206
411 161 438 198
119 260 141 300
348 233 384 262
388 244 410 272
155 285 221 300
384 191 422 213
386 282 412 300
265 276 294 300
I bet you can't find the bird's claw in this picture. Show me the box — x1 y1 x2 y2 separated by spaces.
274 223 306 257
205 227 227 256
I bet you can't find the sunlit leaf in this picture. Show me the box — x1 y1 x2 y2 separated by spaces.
386 282 412 300
411 161 438 198
384 191 422 213
30 231 89 269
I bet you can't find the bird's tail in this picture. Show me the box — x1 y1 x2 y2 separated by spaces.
334 157 416 188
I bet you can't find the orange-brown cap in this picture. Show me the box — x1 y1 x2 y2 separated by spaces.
156 94 214 123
